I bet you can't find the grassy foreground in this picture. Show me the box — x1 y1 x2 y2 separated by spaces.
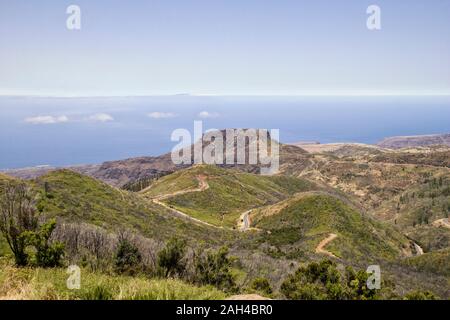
0 258 225 300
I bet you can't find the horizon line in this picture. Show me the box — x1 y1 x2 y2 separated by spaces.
1 92 450 99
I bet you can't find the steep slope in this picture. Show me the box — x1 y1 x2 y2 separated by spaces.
142 165 318 228
251 194 411 262
31 170 231 243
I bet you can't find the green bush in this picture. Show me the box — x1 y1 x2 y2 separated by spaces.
23 219 65 268
157 238 186 278
0 182 39 266
281 260 344 300
403 290 439 300
194 246 236 292
345 266 379 300
281 260 387 300
114 238 142 275
250 277 272 296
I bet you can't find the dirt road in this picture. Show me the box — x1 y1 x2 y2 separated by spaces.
432 218 450 230
315 233 338 258
148 175 221 229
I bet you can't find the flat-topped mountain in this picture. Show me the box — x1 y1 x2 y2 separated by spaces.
377 133 450 149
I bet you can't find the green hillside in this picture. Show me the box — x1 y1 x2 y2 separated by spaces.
143 165 318 228
31 169 232 244
252 194 410 262
404 248 450 277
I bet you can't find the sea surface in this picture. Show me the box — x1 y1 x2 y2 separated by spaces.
1 95 450 169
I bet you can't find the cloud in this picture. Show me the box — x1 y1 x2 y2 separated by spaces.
198 111 219 119
24 115 69 125
147 112 178 119
87 113 114 122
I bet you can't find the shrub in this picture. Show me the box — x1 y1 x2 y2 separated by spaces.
281 260 384 300
194 246 236 292
403 290 439 300
250 277 272 296
114 237 142 275
281 260 347 300
0 182 39 266
345 266 379 300
157 237 186 278
23 219 65 268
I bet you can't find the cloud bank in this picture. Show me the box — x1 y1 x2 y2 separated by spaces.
147 112 178 119
24 115 69 125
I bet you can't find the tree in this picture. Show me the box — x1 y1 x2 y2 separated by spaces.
23 219 65 267
114 236 142 275
250 277 272 296
345 266 379 300
281 260 383 300
0 182 39 266
157 237 186 278
194 246 236 292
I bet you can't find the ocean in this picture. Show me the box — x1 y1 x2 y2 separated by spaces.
1 95 450 169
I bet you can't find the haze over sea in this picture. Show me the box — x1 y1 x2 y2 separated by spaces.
1 95 450 169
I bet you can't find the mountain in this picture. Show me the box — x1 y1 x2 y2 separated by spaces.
250 193 411 262
17 169 231 244
1 129 450 299
3 129 309 188
141 165 317 228
377 133 450 149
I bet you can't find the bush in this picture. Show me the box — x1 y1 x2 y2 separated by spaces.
23 219 65 268
114 237 142 275
403 290 439 300
281 260 344 300
281 260 385 300
157 238 186 278
0 182 39 266
194 246 236 292
250 277 272 296
345 266 379 300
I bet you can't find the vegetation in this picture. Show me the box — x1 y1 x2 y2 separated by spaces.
23 219 65 268
114 235 143 275
0 182 39 266
281 260 385 300
31 169 232 244
0 258 225 300
145 165 317 227
1 142 449 300
194 246 236 292
403 290 439 300
253 194 409 261
157 238 187 278
404 248 450 277
249 277 273 296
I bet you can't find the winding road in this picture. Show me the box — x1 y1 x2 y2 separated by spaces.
147 175 222 229
315 233 338 258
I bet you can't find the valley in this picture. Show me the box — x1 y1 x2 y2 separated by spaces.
1 132 449 300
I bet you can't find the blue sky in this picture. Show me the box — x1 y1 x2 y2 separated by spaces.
0 0 449 96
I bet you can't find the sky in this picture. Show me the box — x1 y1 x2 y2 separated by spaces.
0 0 449 96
